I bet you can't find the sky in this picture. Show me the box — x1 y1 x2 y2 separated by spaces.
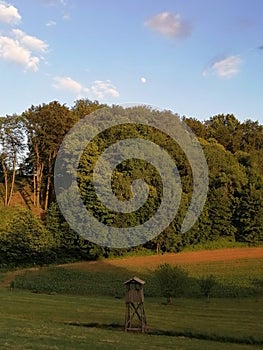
0 0 262 123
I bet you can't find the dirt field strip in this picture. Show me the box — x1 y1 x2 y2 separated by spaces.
64 247 263 272
2 267 40 288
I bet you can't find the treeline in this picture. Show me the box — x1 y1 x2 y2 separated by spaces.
0 101 263 266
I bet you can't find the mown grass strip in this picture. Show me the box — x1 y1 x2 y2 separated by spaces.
67 322 263 346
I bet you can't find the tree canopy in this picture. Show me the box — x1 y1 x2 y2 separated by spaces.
0 100 263 265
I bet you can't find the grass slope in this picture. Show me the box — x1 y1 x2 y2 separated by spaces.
10 247 263 298
0 289 262 350
1 248 262 349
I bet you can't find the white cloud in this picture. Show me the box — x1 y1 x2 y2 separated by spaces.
53 76 88 95
140 77 146 84
12 29 48 53
0 36 40 71
0 3 48 72
46 20 56 27
145 12 191 39
0 29 48 72
90 80 120 99
204 55 242 78
52 76 120 100
0 1 21 24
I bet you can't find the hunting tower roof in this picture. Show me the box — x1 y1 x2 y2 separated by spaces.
123 276 145 285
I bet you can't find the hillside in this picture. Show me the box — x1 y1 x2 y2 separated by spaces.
0 178 34 208
3 247 263 292
63 247 263 273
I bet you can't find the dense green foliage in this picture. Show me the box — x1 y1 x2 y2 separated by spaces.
1 101 263 265
0 207 55 266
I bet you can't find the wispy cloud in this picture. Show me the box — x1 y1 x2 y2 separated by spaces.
52 76 120 99
41 0 66 6
62 13 70 20
203 55 242 78
145 12 192 39
0 1 21 24
90 80 120 99
46 20 56 27
41 0 70 22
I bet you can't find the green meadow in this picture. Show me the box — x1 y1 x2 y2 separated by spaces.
0 290 262 350
0 249 263 349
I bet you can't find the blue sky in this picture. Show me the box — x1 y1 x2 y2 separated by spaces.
0 0 262 123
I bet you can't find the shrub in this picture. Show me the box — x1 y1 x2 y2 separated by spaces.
0 207 55 266
154 263 188 304
198 274 217 300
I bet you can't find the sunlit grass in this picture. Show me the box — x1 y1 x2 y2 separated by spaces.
0 288 262 350
1 248 263 349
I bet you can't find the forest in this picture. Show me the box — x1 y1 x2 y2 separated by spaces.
0 99 263 266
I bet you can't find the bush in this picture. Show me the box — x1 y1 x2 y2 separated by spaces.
0 207 55 267
154 264 188 304
198 274 217 300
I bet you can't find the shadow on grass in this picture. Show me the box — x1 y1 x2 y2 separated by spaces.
66 321 263 346
11 260 263 298
12 261 140 297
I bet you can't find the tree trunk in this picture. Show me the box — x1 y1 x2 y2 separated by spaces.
36 163 44 209
1 154 8 206
35 144 44 209
167 296 173 305
44 154 52 211
156 242 160 255
33 173 36 206
7 151 16 206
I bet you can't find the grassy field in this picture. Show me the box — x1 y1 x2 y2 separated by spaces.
1 248 263 349
0 288 263 350
10 248 263 298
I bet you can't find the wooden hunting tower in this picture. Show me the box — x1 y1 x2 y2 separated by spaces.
124 276 147 333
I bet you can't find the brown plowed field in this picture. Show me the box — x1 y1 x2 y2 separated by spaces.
64 247 263 272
